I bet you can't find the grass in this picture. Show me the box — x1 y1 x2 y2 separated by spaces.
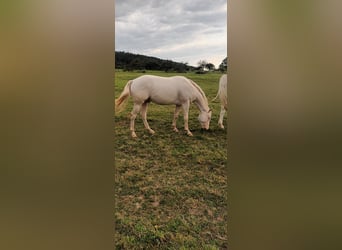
114 70 228 249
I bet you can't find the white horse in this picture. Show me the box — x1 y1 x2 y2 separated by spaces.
115 75 212 138
212 74 227 129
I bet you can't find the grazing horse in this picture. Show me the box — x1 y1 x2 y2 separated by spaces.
115 75 212 138
212 74 227 129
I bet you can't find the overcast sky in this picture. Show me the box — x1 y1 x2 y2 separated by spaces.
115 0 227 68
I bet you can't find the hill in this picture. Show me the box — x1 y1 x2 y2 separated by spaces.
115 51 196 73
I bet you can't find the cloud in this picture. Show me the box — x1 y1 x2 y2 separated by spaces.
115 0 227 67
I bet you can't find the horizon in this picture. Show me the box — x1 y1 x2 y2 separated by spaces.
115 50 226 69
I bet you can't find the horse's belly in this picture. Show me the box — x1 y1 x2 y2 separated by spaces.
150 94 181 105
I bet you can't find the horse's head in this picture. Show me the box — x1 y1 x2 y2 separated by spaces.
198 109 212 130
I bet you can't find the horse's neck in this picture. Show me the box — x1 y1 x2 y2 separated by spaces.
187 80 209 112
193 91 209 112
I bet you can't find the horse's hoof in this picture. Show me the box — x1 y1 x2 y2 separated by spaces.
173 128 179 132
131 132 137 138
187 132 193 136
219 125 224 129
149 129 155 135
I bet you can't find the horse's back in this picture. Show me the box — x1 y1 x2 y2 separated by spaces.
134 75 189 86
130 75 194 105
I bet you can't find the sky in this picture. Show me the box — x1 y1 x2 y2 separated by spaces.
115 0 227 68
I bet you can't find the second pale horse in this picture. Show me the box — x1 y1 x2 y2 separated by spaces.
115 75 212 138
212 74 227 129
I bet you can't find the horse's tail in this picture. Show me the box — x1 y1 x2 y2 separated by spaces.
211 89 220 102
115 80 133 113
212 75 227 102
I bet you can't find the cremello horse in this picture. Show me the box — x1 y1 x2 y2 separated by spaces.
212 74 227 128
115 75 212 138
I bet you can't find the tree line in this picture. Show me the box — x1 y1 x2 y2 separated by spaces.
115 51 227 73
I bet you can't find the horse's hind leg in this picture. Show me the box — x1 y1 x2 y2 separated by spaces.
141 102 155 135
172 105 181 132
218 105 226 129
130 103 141 138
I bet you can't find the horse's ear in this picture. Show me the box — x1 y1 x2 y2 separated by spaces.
208 109 212 113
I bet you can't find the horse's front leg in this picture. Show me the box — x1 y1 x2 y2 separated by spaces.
182 102 193 136
172 105 181 132
141 102 155 135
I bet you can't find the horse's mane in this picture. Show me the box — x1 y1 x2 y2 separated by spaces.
188 79 208 106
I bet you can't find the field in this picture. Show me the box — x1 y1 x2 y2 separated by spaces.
114 70 228 249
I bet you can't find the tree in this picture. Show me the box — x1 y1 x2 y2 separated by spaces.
197 60 216 72
127 58 144 71
219 57 227 72
161 60 173 72
206 63 215 71
197 60 208 72
115 51 196 71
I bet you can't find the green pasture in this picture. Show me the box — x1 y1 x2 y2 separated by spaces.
114 70 228 249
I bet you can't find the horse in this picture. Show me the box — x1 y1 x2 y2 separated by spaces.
212 74 227 129
115 75 212 138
